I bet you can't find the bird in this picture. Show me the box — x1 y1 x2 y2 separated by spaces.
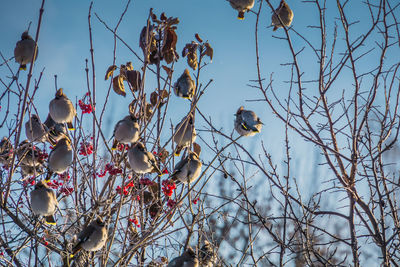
17 140 44 167
173 114 196 156
174 69 195 100
44 113 67 146
171 151 202 185
229 0 255 20
20 164 44 178
234 106 263 136
25 114 48 142
0 137 13 167
199 241 216 267
14 31 38 70
168 247 199 267
49 88 76 130
112 114 140 150
30 180 58 225
271 0 294 31
47 137 73 179
71 218 107 258
128 142 162 175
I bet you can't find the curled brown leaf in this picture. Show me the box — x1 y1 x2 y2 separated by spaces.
112 75 126 97
105 65 117 80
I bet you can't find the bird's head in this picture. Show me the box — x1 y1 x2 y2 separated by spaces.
55 88 64 98
21 31 32 40
95 217 105 226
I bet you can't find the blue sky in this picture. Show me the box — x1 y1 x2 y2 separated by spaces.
1 0 385 196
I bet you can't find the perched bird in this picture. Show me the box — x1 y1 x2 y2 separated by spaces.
199 241 216 267
44 114 67 145
30 181 58 225
171 151 202 184
17 140 44 167
112 114 140 150
49 88 76 130
173 114 196 156
174 69 195 100
0 137 13 167
71 218 107 257
168 247 199 267
234 106 263 136
47 137 73 178
229 0 255 20
14 31 38 70
128 142 162 175
20 164 44 178
271 0 294 31
25 114 47 142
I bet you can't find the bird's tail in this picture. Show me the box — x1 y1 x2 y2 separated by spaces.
111 139 118 151
273 26 278 31
45 215 56 225
67 122 75 131
174 146 183 157
19 64 27 70
70 244 82 258
237 11 245 20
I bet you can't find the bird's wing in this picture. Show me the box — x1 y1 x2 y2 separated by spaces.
77 224 96 243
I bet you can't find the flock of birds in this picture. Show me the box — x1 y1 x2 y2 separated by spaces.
3 0 293 265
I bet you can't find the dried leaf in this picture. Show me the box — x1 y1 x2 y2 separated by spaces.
160 12 167 21
112 75 126 97
119 65 127 80
150 91 158 107
162 65 173 77
126 70 141 91
159 148 169 163
187 51 198 70
105 65 117 80
126 62 133 71
162 28 178 64
193 142 201 157
139 26 158 64
149 182 159 195
143 191 154 205
167 17 180 25
204 42 213 62
129 100 136 115
149 200 162 219
160 89 169 99
145 103 153 120
195 33 203 43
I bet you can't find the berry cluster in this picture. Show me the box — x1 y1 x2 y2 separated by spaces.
162 179 176 197
78 99 93 114
79 141 94 156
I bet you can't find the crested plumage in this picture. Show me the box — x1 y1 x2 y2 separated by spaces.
25 114 47 142
20 164 44 177
112 115 140 150
30 181 58 225
128 142 162 175
44 114 67 145
174 69 195 100
234 106 263 136
14 31 38 70
48 137 73 175
173 114 196 156
271 0 294 31
49 88 76 130
171 151 202 184
229 0 255 20
71 218 107 257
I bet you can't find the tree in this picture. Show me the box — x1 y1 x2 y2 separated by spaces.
0 0 400 266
